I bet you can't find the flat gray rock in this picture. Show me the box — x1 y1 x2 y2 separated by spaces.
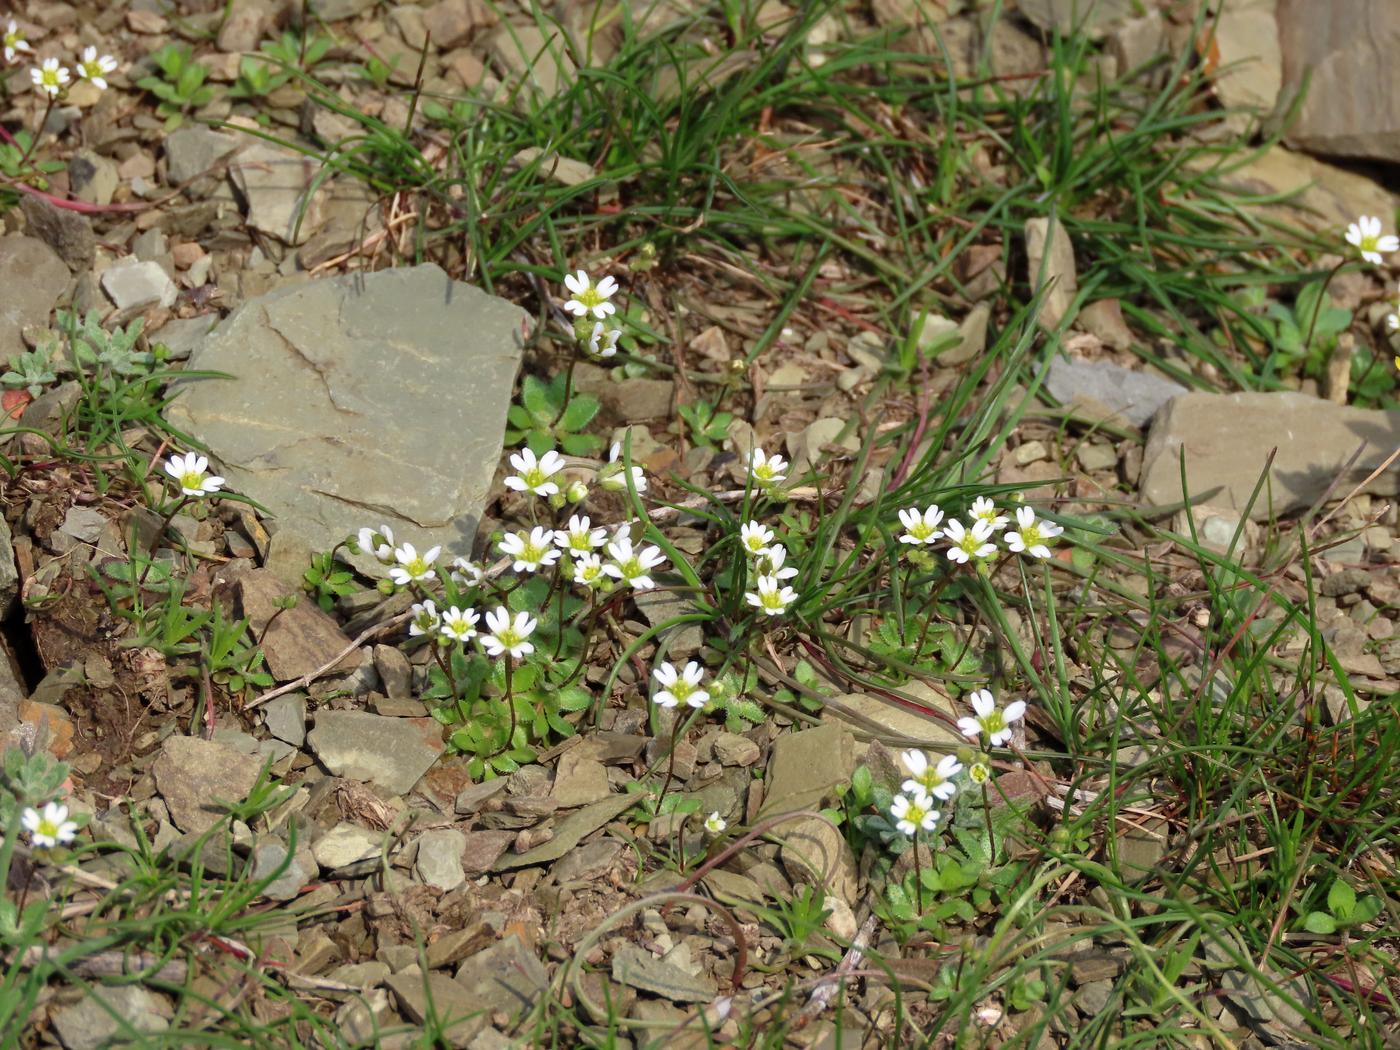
167 265 527 556
152 735 264 833
0 235 68 360
611 944 716 1003
307 710 444 795
53 985 170 1050
414 828 466 890
101 259 177 310
1018 0 1137 37
1140 391 1400 519
758 723 855 817
1044 356 1187 428
164 125 241 184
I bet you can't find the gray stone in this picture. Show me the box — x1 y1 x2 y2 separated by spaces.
235 569 358 682
313 821 382 869
454 936 549 1017
422 0 497 50
0 235 68 359
758 724 855 817
387 970 486 1041
461 829 515 874
307 710 445 795
1025 214 1078 331
216 0 271 53
827 683 963 750
1212 0 1282 117
373 643 413 700
634 588 703 659
311 0 377 17
487 22 575 96
263 693 307 746
611 944 716 1003
1203 144 1400 234
1278 0 1400 163
52 985 170 1050
712 731 760 767
251 839 312 900
494 792 637 870
1018 0 1137 37
165 125 241 185
0 518 17 626
20 195 94 271
69 150 118 206
152 735 264 833
58 506 107 545
1043 356 1187 429
778 814 859 906
551 838 622 883
414 828 466 890
1141 392 1400 520
101 259 177 310
228 139 327 245
166 266 527 556
550 750 610 807
150 314 218 362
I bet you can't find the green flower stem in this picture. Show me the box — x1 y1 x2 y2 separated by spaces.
913 829 925 914
134 494 193 594
1302 259 1347 357
487 657 517 760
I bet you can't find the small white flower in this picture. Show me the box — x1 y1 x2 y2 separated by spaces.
554 514 606 554
504 447 566 498
703 811 727 835
388 542 441 586
408 600 440 638
969 496 1008 532
22 801 77 849
740 520 775 557
358 525 396 564
745 574 797 616
1386 306 1400 333
1346 215 1399 265
499 527 561 574
4 20 32 62
943 518 997 565
900 750 963 801
968 761 991 785
652 660 709 709
889 791 939 837
572 552 606 588
586 321 622 358
30 57 69 97
75 46 118 90
1005 505 1063 560
600 442 647 494
439 606 479 643
898 505 944 545
163 451 225 497
956 689 1026 747
480 606 537 660
603 534 666 590
757 543 799 581
748 447 789 487
563 269 619 319
449 557 484 587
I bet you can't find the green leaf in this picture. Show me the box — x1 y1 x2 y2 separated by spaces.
520 375 554 419
1303 911 1337 935
558 393 600 432
1327 879 1357 921
1351 895 1383 925
560 431 603 456
850 765 873 806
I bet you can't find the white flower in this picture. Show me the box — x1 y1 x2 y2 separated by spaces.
586 321 621 358
956 689 1026 747
388 542 441 586
900 751 962 801
163 451 225 497
1346 215 1399 265
602 534 666 590
499 527 561 573
745 574 797 616
740 520 775 556
1387 310 1400 333
898 505 944 545
572 552 606 588
703 811 727 835
439 606 479 643
22 801 77 849
943 518 997 565
480 606 537 659
652 660 709 709
358 525 395 564
600 442 647 494
30 57 69 97
408 600 440 638
554 514 606 554
504 447 565 498
563 269 619 319
1005 505 1063 560
748 447 789 487
4 20 32 62
757 543 799 581
968 761 991 785
969 496 1009 532
449 557 484 587
889 792 939 837
75 46 118 90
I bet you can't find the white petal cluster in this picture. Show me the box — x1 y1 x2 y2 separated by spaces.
956 688 1026 747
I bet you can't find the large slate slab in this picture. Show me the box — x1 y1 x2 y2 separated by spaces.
307 710 444 795
1140 391 1400 520
1043 356 1187 429
167 265 527 556
0 235 68 361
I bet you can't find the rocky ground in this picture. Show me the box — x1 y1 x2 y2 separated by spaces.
0 0 1398 1048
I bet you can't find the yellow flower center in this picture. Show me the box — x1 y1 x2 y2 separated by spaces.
180 470 203 491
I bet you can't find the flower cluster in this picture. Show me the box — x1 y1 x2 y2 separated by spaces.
8 25 120 97
898 497 1062 568
747 447 789 490
563 270 623 359
1346 215 1398 267
738 518 798 617
22 801 78 849
409 600 538 660
956 688 1026 747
